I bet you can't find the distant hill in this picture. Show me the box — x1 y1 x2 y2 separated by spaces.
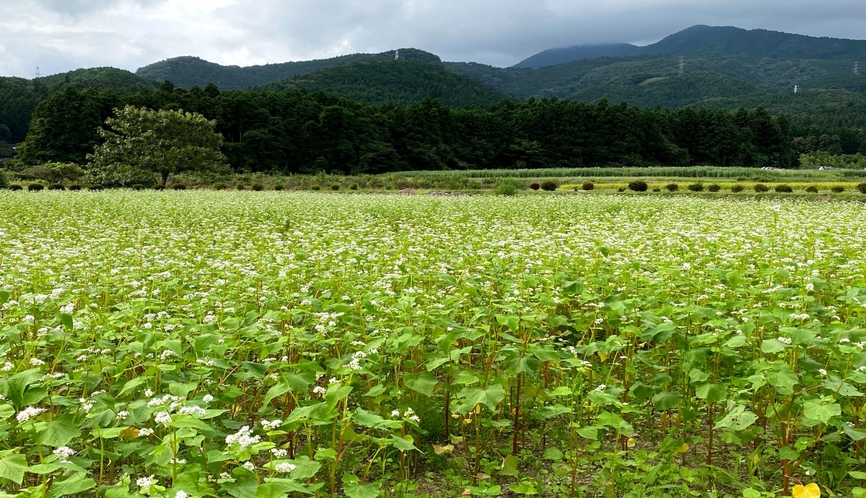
135 48 441 90
258 57 507 108
513 43 641 69
37 67 161 93
643 25 866 61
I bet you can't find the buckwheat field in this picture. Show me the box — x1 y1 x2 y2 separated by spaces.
2 191 866 498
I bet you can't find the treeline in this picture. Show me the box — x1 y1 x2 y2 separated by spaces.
14 83 802 174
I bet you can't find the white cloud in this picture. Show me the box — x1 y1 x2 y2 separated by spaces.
0 0 864 78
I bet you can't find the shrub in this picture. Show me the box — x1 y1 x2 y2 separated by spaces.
494 178 520 196
236 184 246 190
131 184 145 190
687 183 704 192
27 183 44 191
48 184 65 190
172 184 187 190
68 184 82 191
273 184 284 191
213 182 227 190
731 185 744 193
707 184 721 192
8 184 22 191
805 185 819 193
330 184 340 191
627 180 648 192
251 183 264 191
310 185 321 191
529 183 540 191
774 184 793 193
753 184 769 192
617 187 625 192
831 186 845 193
0 170 7 189
582 182 595 191
350 183 359 190
857 183 866 194
665 183 679 192
540 180 558 191
88 184 104 191
652 188 661 192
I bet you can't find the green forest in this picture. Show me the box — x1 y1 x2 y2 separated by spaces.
7 83 811 178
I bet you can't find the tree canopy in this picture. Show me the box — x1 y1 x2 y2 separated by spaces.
86 106 226 187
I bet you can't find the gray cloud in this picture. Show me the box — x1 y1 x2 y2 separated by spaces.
1 0 865 78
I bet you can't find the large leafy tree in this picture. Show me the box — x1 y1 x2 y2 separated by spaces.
87 105 226 187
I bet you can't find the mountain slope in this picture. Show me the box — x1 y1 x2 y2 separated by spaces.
37 67 161 93
258 58 507 108
643 25 866 61
135 48 441 90
513 43 641 69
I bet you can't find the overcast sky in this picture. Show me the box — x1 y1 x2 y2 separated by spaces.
2 0 865 78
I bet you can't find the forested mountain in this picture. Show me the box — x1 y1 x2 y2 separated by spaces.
257 59 507 108
135 48 441 90
514 44 641 69
642 25 866 61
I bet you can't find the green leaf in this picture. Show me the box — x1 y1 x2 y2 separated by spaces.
0 405 14 420
803 399 841 424
714 404 758 431
577 426 599 440
363 384 387 397
652 391 683 410
456 383 506 412
288 457 321 480
227 478 260 498
257 480 315 497
508 482 538 495
724 335 748 348
850 471 866 480
695 383 727 403
495 314 519 331
760 339 786 354
262 382 292 407
543 447 563 461
314 448 337 461
47 474 96 498
391 435 417 451
500 455 519 476
118 377 145 397
343 482 380 498
37 416 81 447
0 454 27 485
353 408 401 429
404 371 439 397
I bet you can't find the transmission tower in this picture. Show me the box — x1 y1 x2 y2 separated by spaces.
794 85 799 93
35 66 40 78
678 56 685 76
855 61 860 76
395 50 400 61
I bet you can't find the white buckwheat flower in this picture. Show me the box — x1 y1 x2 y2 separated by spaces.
275 462 297 473
136 475 155 490
17 406 46 423
225 426 261 448
53 446 75 462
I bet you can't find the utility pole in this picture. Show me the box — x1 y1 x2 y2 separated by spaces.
678 56 685 76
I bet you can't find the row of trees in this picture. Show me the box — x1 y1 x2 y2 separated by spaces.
13 83 801 176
